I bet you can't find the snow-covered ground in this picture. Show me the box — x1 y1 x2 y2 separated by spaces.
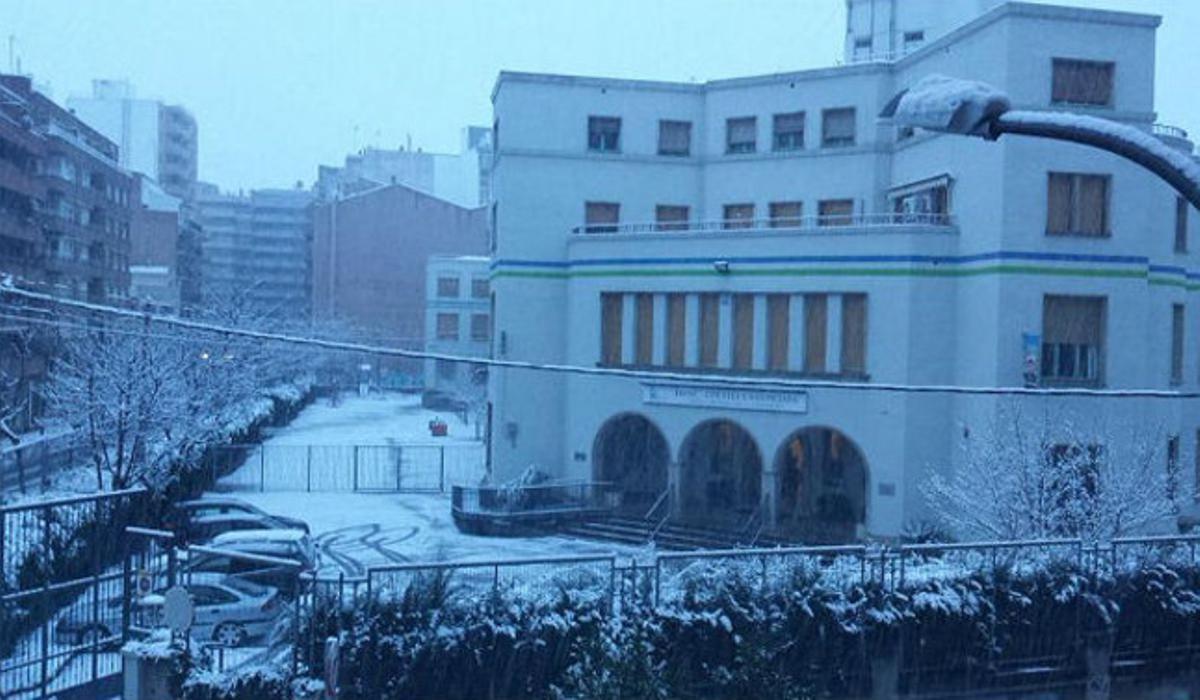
255 391 480 446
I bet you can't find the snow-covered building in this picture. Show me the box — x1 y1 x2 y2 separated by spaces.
424 255 491 393
487 0 1199 541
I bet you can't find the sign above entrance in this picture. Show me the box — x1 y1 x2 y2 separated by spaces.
641 382 809 414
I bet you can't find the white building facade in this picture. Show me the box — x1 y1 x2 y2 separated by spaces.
424 255 491 392
488 0 1199 541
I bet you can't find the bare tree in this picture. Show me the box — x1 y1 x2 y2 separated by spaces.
923 402 1175 543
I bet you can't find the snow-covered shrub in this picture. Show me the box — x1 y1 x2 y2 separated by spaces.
182 666 292 700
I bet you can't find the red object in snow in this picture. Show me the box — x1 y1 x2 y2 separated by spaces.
428 419 448 437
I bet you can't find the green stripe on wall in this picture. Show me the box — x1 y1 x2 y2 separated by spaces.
491 264 1168 283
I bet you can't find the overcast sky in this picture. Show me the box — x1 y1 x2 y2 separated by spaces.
3 0 1196 192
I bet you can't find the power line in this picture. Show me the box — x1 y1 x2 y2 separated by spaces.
2 283 1197 399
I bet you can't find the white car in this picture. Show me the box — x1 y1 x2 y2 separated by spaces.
141 573 284 647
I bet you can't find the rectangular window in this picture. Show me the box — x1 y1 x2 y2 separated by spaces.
773 112 805 151
471 277 489 299
436 276 459 298
841 293 868 375
436 313 459 341
655 205 690 232
1177 197 1189 253
1172 303 1185 385
658 120 692 156
600 293 623 365
818 199 855 226
822 108 856 148
666 293 686 367
767 294 790 371
1047 173 1109 236
769 201 803 228
1041 295 1106 386
470 313 490 342
635 293 654 365
732 294 754 370
903 30 925 51
723 203 755 229
890 179 951 220
698 293 720 367
588 116 621 152
726 117 757 154
804 294 827 373
1052 59 1114 107
584 201 620 234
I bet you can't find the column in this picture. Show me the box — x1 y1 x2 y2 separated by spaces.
652 294 668 366
717 293 733 368
685 294 700 366
621 294 636 365
752 294 769 370
788 294 806 373
827 293 843 375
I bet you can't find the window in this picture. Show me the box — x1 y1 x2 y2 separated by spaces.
698 293 719 367
1177 197 1189 253
1047 173 1109 236
852 37 873 61
655 205 690 231
436 313 460 340
1052 59 1114 107
1171 303 1184 385
818 199 854 226
471 313 490 342
773 112 805 151
841 294 867 375
822 108 856 148
726 117 757 154
890 178 950 220
436 276 460 298
732 294 754 370
769 201 803 228
804 294 828 373
666 293 686 367
1041 295 1106 386
723 203 755 229
658 120 692 156
600 293 623 365
635 293 654 365
584 201 620 233
471 277 489 299
767 294 789 371
903 31 925 51
587 116 621 152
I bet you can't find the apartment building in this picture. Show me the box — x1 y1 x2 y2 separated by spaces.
424 255 491 392
488 0 1200 541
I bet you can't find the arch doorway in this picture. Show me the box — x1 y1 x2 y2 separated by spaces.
774 427 868 543
592 413 670 512
678 420 763 526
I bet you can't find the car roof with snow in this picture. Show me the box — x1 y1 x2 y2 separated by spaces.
178 497 256 508
189 513 275 525
210 528 308 545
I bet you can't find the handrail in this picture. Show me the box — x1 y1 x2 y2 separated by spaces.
0 487 147 514
643 488 670 522
368 552 618 575
1152 123 1190 140
571 212 955 235
647 491 672 546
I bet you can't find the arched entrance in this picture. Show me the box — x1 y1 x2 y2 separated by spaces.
678 420 763 526
592 413 670 511
774 427 868 543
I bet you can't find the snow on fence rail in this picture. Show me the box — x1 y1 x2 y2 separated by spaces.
207 442 487 493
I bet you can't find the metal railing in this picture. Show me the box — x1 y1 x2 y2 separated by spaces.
451 480 617 518
570 212 955 235
1153 123 1190 140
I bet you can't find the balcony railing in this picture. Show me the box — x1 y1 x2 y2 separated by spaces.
571 212 955 235
1152 123 1190 141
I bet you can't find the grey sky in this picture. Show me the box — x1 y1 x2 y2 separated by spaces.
4 0 1196 192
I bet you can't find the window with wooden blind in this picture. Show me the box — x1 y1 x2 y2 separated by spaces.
726 117 757 154
769 201 803 228
437 276 459 298
655 205 690 231
767 294 790 371
436 313 460 341
822 108 856 147
698 293 720 367
1047 173 1109 236
804 294 827 373
1177 197 1189 253
1041 295 1106 385
658 120 692 156
773 111 805 151
584 201 620 234
1052 59 1114 107
818 199 854 226
588 116 621 152
471 278 489 299
841 293 867 375
732 295 754 370
635 293 654 365
470 313 490 342
666 293 686 367
1172 303 1185 385
723 203 755 229
600 293 623 365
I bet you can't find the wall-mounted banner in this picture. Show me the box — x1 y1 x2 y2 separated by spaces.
642 382 809 414
1022 332 1041 388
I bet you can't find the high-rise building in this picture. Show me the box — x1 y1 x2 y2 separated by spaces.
128 175 202 312
67 80 198 201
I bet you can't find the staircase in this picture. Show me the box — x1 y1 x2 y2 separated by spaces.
561 514 794 551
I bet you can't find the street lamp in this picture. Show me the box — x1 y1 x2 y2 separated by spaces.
880 74 1200 209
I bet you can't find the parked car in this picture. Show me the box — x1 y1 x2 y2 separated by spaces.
141 573 284 647
421 389 467 412
186 528 320 597
182 513 303 544
170 497 309 539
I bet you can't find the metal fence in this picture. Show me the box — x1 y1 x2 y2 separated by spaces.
206 443 487 493
0 432 79 494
